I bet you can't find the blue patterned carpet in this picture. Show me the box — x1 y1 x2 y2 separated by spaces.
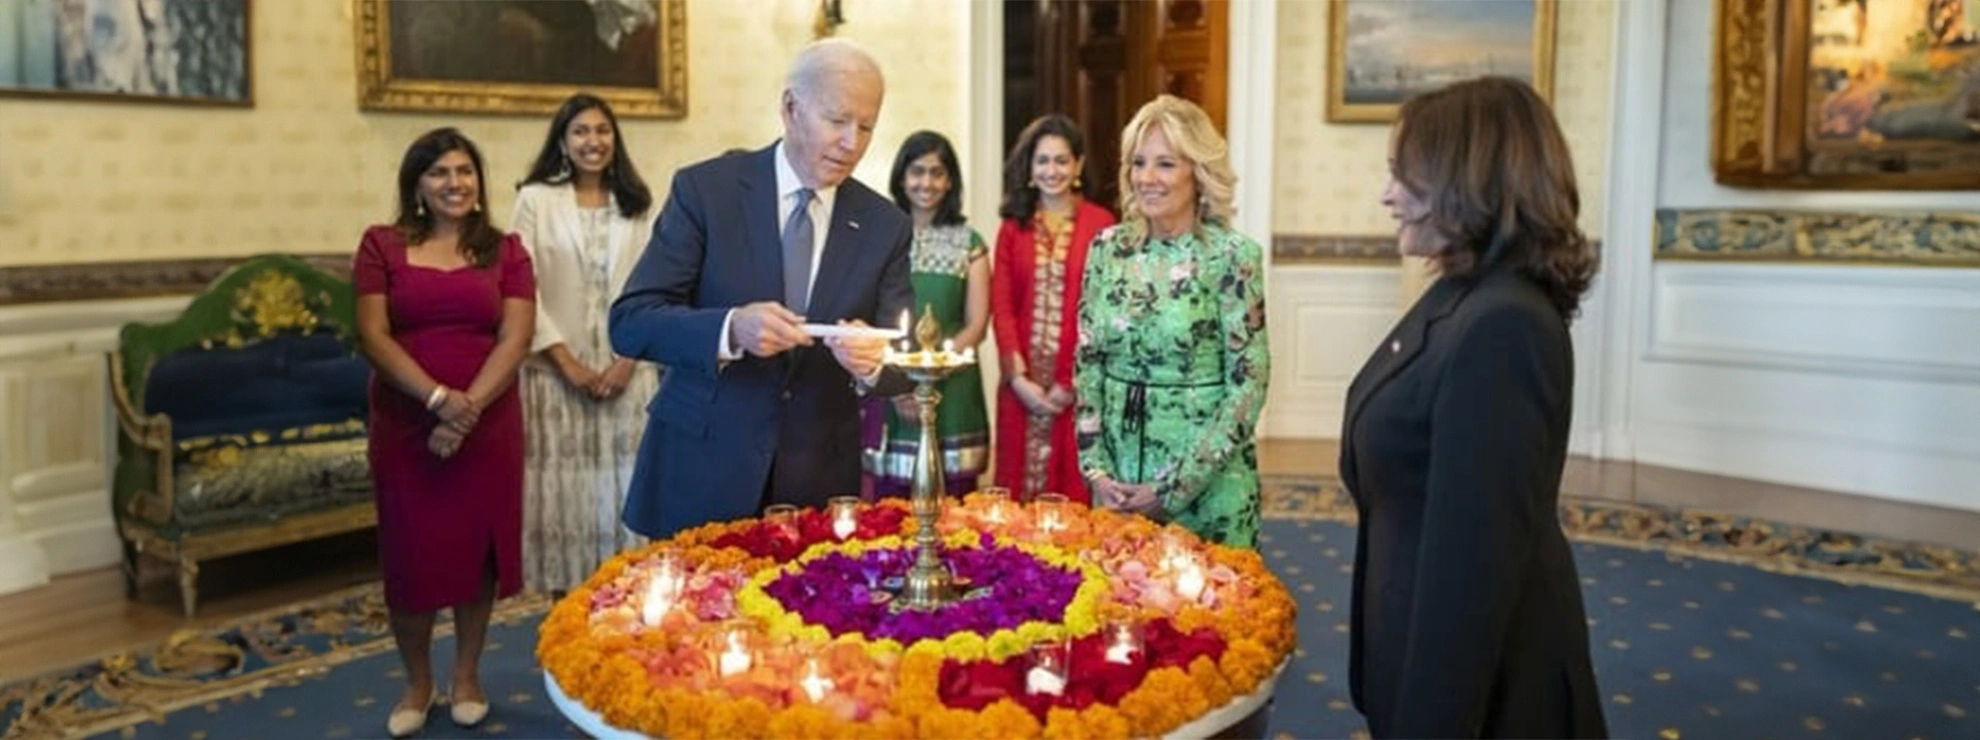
6 477 1979 739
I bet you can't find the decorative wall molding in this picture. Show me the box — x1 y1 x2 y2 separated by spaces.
1261 264 1401 439
1655 209 1980 266
1645 262 1980 386
1272 234 1398 263
0 255 351 305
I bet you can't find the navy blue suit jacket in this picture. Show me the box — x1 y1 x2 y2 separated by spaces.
609 145 914 539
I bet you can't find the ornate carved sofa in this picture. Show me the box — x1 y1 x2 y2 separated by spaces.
109 255 375 617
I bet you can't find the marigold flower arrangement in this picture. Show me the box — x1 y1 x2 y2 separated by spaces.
538 493 1296 739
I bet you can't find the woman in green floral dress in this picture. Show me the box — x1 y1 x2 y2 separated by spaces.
1075 95 1270 547
861 131 991 497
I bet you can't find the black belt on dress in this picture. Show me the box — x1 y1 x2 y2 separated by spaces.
1106 369 1221 485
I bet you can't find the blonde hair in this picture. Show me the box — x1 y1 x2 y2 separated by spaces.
1116 94 1236 243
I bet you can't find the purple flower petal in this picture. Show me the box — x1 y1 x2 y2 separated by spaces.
764 545 1083 642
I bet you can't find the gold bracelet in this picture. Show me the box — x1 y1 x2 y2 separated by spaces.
425 385 449 410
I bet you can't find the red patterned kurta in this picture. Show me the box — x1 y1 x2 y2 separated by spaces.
988 199 1115 503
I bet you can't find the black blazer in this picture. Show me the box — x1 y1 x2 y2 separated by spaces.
609 145 914 539
1338 267 1607 739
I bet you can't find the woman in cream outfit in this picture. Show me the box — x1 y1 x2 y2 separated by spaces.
512 93 661 593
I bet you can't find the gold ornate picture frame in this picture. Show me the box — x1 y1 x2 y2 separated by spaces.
1712 0 1980 190
0 0 252 107
1327 0 1557 123
354 0 687 119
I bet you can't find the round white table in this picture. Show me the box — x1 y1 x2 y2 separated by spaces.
545 659 1286 740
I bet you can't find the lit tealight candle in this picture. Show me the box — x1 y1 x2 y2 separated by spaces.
1104 624 1143 665
1034 492 1068 533
717 630 752 677
829 496 859 540
1175 560 1207 602
1025 664 1067 696
640 561 684 627
799 657 835 702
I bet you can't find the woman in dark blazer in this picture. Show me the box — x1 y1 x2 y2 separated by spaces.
1339 77 1607 739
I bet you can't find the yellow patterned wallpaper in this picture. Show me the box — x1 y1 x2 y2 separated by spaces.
0 0 968 267
1271 0 1615 238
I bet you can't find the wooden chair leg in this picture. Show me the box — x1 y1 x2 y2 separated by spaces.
121 540 141 599
177 557 200 619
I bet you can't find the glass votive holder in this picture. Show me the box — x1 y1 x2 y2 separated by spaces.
1025 637 1071 696
979 487 1012 525
1033 492 1069 533
1101 618 1144 665
640 550 687 627
827 496 860 540
713 623 755 678
763 503 798 532
798 655 836 702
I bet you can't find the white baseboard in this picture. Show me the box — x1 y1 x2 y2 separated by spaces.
29 520 122 576
0 535 51 596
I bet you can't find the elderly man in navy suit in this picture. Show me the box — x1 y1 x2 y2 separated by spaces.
610 39 914 539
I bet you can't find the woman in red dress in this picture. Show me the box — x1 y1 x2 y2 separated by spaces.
353 128 536 738
990 114 1116 504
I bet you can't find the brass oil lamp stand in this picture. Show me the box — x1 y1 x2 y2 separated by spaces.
879 307 978 611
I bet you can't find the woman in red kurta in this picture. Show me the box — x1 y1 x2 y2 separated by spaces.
354 128 536 738
991 114 1116 504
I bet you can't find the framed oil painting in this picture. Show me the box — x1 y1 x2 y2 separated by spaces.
1713 0 1980 189
354 0 686 119
0 0 251 106
1327 0 1557 123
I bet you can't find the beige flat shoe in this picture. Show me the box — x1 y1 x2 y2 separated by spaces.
450 696 490 727
386 697 432 738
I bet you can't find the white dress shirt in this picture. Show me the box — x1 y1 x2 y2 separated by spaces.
716 143 843 362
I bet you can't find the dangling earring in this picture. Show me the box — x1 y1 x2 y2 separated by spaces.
1074 176 1084 189
414 199 427 218
558 150 573 179
472 201 482 214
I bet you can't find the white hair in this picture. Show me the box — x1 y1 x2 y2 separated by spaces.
785 38 884 103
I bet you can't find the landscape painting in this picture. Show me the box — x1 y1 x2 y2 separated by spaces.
0 0 251 106
1328 0 1556 122
355 0 686 119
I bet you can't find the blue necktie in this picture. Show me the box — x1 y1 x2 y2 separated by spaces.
782 188 814 314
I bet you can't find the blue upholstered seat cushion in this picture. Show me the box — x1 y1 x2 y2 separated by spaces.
144 333 369 442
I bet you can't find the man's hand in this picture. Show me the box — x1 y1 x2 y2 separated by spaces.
590 358 638 399
825 319 886 379
729 302 812 358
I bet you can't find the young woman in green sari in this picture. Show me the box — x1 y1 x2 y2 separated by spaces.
860 131 991 498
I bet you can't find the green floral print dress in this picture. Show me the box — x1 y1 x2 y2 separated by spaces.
1073 220 1270 546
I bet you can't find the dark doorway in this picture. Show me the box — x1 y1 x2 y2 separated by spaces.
1002 0 1229 217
